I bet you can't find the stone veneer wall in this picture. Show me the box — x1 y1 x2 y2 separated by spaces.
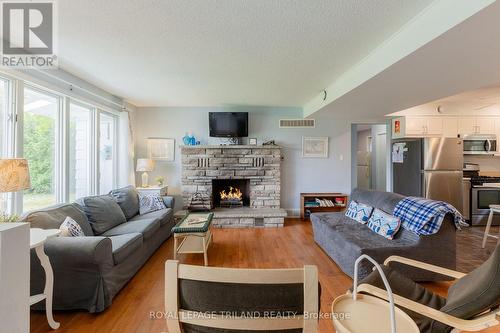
181 145 281 209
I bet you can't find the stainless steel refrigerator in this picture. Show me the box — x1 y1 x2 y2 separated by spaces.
392 137 464 213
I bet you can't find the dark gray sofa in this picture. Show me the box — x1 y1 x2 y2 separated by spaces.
311 188 456 281
24 185 175 313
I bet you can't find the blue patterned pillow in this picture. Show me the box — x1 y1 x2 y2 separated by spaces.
345 201 373 224
366 208 401 240
139 193 167 215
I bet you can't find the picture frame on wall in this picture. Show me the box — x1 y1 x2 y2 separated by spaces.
302 136 329 158
249 138 257 145
147 137 175 161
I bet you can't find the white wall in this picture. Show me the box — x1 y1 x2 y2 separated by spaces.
133 107 351 215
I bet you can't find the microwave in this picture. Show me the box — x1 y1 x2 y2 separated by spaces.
462 134 497 155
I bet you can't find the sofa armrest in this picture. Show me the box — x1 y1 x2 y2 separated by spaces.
162 196 175 209
43 236 113 268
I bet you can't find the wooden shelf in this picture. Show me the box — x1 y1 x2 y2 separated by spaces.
300 192 349 219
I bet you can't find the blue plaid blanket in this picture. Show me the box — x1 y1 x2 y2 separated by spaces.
393 197 467 236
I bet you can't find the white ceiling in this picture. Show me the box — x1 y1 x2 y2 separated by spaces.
312 0 500 122
58 0 435 107
390 84 500 116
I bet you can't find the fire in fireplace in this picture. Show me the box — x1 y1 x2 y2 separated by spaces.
220 186 243 207
212 179 250 208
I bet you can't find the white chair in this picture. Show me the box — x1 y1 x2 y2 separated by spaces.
482 204 500 248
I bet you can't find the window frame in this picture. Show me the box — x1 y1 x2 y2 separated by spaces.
20 83 64 210
66 98 96 202
96 110 119 195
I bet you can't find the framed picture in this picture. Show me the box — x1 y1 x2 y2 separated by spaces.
147 138 175 161
302 137 329 158
249 138 257 145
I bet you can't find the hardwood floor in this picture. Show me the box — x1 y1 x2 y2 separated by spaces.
30 219 500 333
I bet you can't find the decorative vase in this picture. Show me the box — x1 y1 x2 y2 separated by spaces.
182 133 191 145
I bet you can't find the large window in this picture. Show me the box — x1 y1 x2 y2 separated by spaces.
0 78 11 213
23 87 59 211
69 102 93 201
99 113 117 194
0 75 122 214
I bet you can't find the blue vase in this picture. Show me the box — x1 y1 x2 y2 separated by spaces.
190 136 196 145
183 133 191 145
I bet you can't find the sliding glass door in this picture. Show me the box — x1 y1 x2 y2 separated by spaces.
23 87 60 211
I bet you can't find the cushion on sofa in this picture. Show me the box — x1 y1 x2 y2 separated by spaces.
59 216 85 237
345 201 373 224
22 203 94 236
129 208 173 227
102 218 160 239
76 195 127 235
138 193 166 215
366 208 401 240
109 233 143 265
109 185 140 219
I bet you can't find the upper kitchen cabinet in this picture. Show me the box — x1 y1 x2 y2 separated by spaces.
392 116 450 138
458 116 496 135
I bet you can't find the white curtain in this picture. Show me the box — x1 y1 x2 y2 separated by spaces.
118 111 135 187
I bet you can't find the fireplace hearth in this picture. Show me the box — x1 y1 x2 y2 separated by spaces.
212 179 250 208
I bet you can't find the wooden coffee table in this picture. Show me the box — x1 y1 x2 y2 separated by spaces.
172 212 214 266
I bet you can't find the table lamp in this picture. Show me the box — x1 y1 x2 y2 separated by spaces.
136 158 155 187
0 159 31 213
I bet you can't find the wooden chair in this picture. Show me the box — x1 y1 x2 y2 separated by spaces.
482 204 500 248
165 260 319 333
354 244 500 333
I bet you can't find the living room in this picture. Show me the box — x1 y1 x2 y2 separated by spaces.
1 1 500 333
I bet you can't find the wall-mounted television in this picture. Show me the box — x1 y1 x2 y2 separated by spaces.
209 112 248 138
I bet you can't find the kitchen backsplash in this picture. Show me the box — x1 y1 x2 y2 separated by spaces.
464 155 500 174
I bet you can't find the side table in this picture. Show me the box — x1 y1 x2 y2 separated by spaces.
30 228 61 330
172 212 214 266
137 186 168 196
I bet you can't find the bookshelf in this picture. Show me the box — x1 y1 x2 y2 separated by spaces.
300 192 349 219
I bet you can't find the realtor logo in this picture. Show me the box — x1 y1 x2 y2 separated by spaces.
0 1 57 68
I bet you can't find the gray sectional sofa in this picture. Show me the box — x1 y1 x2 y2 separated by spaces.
23 185 175 313
311 188 456 281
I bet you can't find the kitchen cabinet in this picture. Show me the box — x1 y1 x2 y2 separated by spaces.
458 116 496 135
392 116 444 138
442 117 459 138
393 115 498 139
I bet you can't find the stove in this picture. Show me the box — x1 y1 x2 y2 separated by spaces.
470 176 500 187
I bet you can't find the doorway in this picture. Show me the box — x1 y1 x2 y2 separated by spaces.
351 123 390 191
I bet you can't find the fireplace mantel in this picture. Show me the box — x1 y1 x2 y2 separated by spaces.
180 145 281 149
181 145 282 227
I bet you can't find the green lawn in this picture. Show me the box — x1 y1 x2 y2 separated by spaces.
23 193 55 212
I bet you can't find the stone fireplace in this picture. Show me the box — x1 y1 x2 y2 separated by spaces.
181 145 286 227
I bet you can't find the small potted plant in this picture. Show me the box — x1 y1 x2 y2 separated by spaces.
0 212 20 223
155 176 165 187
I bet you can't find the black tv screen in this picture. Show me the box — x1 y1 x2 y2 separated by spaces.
209 112 248 137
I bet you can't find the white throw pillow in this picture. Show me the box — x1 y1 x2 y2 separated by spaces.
59 216 85 237
139 193 167 215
